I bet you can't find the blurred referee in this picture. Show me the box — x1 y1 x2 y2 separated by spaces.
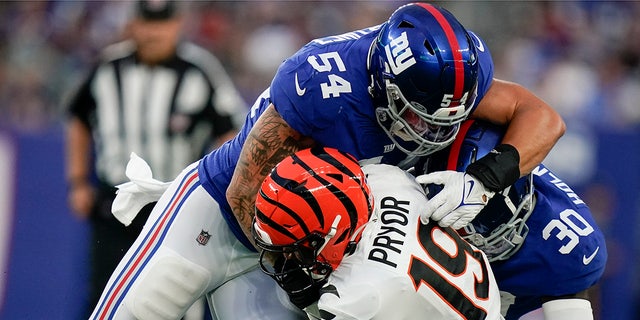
64 1 246 318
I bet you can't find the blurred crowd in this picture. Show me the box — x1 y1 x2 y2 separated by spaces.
0 1 398 131
0 1 638 317
1 1 639 133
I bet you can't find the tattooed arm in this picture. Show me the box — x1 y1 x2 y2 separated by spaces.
226 104 315 248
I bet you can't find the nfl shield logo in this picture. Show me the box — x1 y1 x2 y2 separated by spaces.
196 230 211 246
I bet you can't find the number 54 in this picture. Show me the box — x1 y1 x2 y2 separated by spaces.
307 52 352 99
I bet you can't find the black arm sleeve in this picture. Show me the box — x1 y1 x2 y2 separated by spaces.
466 143 520 192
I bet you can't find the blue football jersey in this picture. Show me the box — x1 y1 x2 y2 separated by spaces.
493 164 607 319
199 26 495 250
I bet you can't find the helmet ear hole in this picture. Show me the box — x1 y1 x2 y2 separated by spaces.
398 20 414 29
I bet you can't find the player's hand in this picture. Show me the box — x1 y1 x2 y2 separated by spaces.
415 171 494 229
68 182 95 219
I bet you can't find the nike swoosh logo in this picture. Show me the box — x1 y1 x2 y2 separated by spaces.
471 32 485 52
465 180 475 199
583 246 600 265
294 72 306 96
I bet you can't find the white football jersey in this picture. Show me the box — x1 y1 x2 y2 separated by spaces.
311 164 503 320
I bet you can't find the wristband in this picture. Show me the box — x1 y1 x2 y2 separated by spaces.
465 144 520 192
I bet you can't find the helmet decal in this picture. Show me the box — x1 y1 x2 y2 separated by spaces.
260 148 364 237
384 31 416 75
253 146 372 280
418 3 466 101
255 188 313 242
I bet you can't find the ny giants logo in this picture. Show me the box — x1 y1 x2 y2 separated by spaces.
384 31 416 75
384 31 472 117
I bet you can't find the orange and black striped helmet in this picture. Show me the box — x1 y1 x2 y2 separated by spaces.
253 146 373 282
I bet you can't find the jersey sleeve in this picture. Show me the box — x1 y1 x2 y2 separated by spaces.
468 31 495 111
269 44 345 137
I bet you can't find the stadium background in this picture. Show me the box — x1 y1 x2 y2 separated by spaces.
0 1 638 319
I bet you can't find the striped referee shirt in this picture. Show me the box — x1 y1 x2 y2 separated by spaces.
68 40 246 185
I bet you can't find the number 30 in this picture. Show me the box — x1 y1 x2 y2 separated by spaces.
542 209 594 254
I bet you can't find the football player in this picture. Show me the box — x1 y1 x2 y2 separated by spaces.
92 3 565 319
253 146 504 320
415 120 607 320
227 1 565 249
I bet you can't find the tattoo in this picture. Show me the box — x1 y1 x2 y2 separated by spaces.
227 105 314 246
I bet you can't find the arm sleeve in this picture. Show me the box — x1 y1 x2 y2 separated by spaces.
269 55 317 136
269 45 345 137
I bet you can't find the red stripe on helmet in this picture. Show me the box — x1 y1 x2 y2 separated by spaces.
417 3 464 101
446 120 475 171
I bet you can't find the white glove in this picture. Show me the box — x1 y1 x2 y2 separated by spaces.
415 171 494 229
111 152 172 226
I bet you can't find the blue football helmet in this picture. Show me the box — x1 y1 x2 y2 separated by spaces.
417 120 535 262
368 2 479 157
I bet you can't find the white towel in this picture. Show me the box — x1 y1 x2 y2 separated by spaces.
111 152 172 226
